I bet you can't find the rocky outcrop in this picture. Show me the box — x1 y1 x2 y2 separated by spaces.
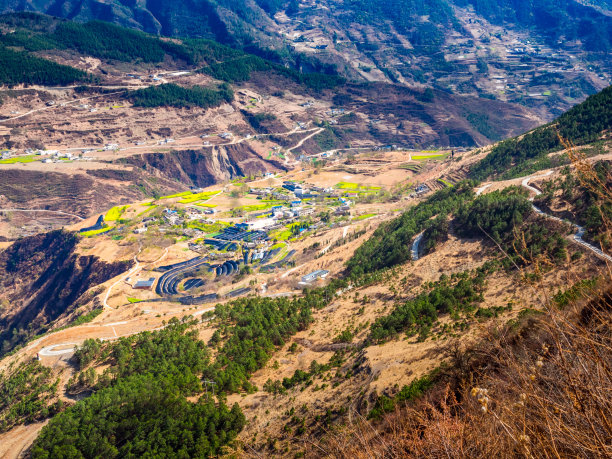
122 144 283 188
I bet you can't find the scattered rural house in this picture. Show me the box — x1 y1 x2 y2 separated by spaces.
134 278 156 290
186 213 202 221
301 270 329 284
335 205 351 216
415 184 429 195
166 215 182 226
133 227 147 234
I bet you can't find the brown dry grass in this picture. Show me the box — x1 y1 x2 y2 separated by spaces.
307 279 611 459
301 141 612 459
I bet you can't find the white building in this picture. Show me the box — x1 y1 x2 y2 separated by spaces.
244 217 276 231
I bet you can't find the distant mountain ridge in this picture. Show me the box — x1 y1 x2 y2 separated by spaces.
1 0 610 52
0 0 276 45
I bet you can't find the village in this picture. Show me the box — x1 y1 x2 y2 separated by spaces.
76 170 390 306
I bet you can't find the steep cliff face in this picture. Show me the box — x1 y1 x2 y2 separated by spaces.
0 230 131 355
122 144 283 188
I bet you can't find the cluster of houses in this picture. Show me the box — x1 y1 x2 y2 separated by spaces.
328 108 346 116
249 181 340 204
2 148 87 162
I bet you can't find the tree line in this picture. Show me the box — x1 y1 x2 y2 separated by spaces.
32 319 244 457
0 46 89 87
455 187 569 268
199 55 345 91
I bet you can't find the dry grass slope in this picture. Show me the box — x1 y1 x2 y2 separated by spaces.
305 146 612 458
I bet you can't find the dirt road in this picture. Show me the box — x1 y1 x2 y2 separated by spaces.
522 172 612 263
0 208 84 220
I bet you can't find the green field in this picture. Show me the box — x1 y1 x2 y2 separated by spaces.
0 155 40 164
336 181 360 190
80 227 112 237
353 213 376 221
412 153 449 161
234 201 283 213
336 182 381 192
398 163 423 172
160 191 192 199
186 221 229 233
105 205 129 222
127 297 143 303
178 191 221 204
136 204 158 217
270 228 292 241
437 178 453 187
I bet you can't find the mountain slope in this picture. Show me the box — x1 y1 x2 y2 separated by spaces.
1 2 609 119
470 84 612 180
0 230 130 355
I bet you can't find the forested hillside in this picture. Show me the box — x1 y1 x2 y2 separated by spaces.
347 181 571 278
0 15 244 65
0 0 277 47
129 83 234 109
470 85 612 180
1 0 609 57
346 182 476 276
22 280 357 455
0 13 343 90
199 54 344 90
0 45 89 86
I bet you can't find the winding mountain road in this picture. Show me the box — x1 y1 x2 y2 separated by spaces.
0 90 128 124
522 172 612 263
0 208 84 220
